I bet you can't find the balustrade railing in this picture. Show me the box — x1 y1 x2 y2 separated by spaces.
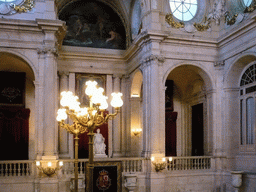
0 160 34 177
0 156 213 178
166 156 212 171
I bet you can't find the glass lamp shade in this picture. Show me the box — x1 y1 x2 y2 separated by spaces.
91 87 104 105
85 80 98 96
56 108 67 121
111 92 123 108
60 91 81 111
99 96 108 110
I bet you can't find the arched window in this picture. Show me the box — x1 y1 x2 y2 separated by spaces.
240 63 256 150
169 0 198 21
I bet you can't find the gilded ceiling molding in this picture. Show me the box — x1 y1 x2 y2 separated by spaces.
11 0 34 13
165 13 184 29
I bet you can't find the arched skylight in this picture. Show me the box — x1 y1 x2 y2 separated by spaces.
169 0 198 21
243 0 252 6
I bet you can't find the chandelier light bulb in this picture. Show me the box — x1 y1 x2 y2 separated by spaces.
56 108 67 121
110 92 123 108
85 80 98 96
48 162 52 167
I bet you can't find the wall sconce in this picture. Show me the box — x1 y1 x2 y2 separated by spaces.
132 128 142 136
36 160 63 177
151 157 166 172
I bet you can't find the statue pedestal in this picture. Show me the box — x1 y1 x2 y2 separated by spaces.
94 154 108 158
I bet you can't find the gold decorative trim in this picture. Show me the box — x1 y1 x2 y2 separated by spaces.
225 13 238 26
193 22 210 32
244 4 256 13
165 13 184 29
11 0 34 13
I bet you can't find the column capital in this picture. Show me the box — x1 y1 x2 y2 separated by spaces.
37 46 58 56
58 71 69 77
140 54 165 70
113 73 124 79
214 60 225 70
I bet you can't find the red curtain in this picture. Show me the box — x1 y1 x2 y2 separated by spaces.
0 107 30 160
78 111 108 158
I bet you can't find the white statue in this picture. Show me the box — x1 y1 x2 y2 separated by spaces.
93 129 107 157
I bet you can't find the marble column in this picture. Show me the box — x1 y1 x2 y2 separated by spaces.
37 48 58 158
106 75 113 157
112 74 123 157
58 71 69 158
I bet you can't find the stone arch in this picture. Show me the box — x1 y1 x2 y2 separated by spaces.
163 62 214 156
163 62 214 95
224 52 256 88
0 50 36 81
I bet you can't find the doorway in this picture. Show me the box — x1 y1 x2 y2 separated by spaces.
192 103 204 156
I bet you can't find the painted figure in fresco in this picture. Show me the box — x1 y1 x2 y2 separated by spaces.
94 129 106 155
106 29 124 49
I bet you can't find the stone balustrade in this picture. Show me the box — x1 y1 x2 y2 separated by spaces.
0 156 213 178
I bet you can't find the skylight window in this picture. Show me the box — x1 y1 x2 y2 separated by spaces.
243 0 252 6
169 0 198 21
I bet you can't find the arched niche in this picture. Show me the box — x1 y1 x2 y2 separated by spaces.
58 0 127 50
130 70 143 98
129 70 143 156
0 52 36 160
